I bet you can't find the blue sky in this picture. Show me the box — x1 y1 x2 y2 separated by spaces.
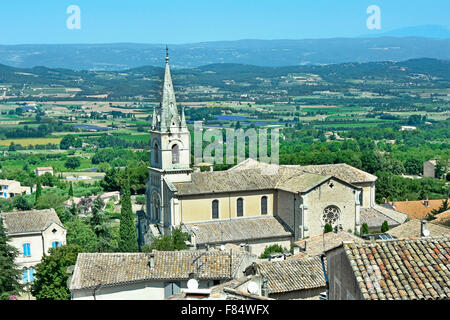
1 0 448 44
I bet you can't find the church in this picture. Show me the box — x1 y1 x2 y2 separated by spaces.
141 51 406 255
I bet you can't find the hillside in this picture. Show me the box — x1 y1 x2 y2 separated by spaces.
0 37 449 71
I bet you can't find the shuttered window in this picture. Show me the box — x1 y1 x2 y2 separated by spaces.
261 196 268 215
22 269 29 283
23 243 31 257
237 198 244 217
212 200 219 219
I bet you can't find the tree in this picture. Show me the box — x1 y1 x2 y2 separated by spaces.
35 179 42 202
65 219 98 252
259 244 287 259
30 245 81 300
324 223 333 233
34 191 66 211
64 157 81 170
362 223 369 235
68 182 74 198
381 221 389 233
145 228 189 252
90 196 112 252
0 217 23 300
12 196 33 211
119 175 138 252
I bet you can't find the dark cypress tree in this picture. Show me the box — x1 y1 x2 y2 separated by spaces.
35 178 42 203
119 175 138 252
68 182 74 198
0 217 23 300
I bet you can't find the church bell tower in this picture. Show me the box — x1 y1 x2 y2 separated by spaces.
145 48 192 234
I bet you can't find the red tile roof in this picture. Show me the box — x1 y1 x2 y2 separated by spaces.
389 199 449 220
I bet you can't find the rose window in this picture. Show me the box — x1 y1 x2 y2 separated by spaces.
322 206 340 225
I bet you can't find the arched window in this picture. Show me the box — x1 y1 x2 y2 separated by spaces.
212 200 219 219
261 196 268 215
172 144 179 164
153 142 159 164
322 205 341 226
152 193 161 222
237 198 244 217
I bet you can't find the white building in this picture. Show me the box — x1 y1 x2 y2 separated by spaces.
0 179 31 199
34 167 54 177
69 250 257 300
1 209 66 284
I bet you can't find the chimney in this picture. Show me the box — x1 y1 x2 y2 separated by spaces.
421 220 429 237
149 253 155 269
424 198 429 207
261 279 269 297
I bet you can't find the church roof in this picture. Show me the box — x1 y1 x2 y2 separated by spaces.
172 163 359 196
182 216 293 245
229 159 377 184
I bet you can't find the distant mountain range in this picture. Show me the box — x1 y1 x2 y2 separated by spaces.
0 36 449 71
361 25 450 39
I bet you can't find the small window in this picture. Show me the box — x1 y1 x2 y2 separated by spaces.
212 200 219 219
261 196 268 215
52 241 62 249
237 198 244 217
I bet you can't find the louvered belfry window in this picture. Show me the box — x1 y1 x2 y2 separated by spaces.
172 144 179 164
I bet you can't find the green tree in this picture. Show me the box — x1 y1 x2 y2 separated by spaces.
68 182 74 198
324 223 333 233
35 191 66 211
362 223 369 235
66 218 98 252
30 245 81 300
64 157 81 170
381 221 389 233
259 244 287 259
119 176 138 252
145 228 190 252
12 196 33 211
90 196 112 252
35 179 42 202
0 217 23 299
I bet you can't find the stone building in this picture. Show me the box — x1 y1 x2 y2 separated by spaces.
142 51 401 254
0 179 31 199
69 250 257 300
1 209 66 284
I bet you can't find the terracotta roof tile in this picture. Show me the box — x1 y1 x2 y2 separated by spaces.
343 237 450 300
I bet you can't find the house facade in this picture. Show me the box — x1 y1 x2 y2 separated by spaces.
69 250 257 300
0 179 31 199
1 209 66 284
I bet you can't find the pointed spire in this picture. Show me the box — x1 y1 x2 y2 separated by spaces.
160 46 180 131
